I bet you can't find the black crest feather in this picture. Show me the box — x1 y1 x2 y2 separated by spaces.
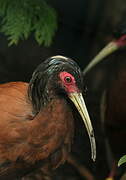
28 56 83 113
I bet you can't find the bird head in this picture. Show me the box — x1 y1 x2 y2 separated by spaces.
28 55 96 161
83 24 126 75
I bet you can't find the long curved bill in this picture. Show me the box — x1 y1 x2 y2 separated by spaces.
69 92 96 161
83 41 119 75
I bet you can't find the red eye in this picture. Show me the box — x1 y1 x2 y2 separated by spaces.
64 76 72 83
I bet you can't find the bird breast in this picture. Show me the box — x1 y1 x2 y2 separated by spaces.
0 92 74 169
27 98 74 168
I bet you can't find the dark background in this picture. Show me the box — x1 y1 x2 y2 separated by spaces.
0 0 126 179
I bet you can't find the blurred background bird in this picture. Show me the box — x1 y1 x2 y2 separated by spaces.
1 0 126 179
0 55 96 180
83 15 126 179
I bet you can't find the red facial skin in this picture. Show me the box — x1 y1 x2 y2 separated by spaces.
59 72 80 93
115 34 126 47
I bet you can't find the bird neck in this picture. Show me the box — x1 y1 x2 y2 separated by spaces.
28 81 60 115
25 97 74 167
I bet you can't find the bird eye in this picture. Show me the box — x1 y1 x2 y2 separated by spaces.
64 76 72 83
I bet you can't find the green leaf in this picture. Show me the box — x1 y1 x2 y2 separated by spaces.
118 155 126 167
0 0 58 46
34 2 57 46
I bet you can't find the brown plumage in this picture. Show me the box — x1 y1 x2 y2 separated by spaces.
105 65 126 158
0 55 96 179
101 63 126 179
0 82 73 161
83 20 126 179
0 82 74 179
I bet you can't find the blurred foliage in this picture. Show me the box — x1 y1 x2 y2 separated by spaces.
0 0 58 46
118 155 126 167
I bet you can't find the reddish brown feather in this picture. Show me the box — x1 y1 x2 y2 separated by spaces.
0 82 74 178
104 65 126 159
